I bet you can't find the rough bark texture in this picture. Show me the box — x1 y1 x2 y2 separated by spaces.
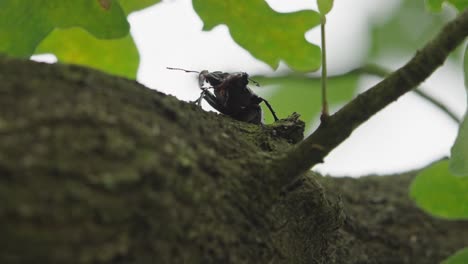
1 56 467 263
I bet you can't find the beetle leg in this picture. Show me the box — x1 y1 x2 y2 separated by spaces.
194 89 207 106
203 89 229 114
261 98 279 121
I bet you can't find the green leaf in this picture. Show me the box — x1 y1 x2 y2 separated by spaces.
30 1 160 79
253 73 358 130
370 0 450 59
410 160 468 219
119 0 161 14
452 117 468 176
426 0 445 11
426 0 468 11
35 28 138 79
192 0 322 72
317 0 334 15
464 44 468 89
442 248 468 264
98 0 112 10
0 0 129 57
450 45 468 176
449 0 468 10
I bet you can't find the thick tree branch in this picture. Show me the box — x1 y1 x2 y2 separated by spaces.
271 9 468 186
2 40 468 264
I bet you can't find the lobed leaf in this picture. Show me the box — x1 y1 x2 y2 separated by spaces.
192 0 322 72
0 0 129 57
317 0 334 15
450 45 468 176
253 73 358 130
410 160 468 219
442 248 468 264
35 28 139 79
30 0 160 79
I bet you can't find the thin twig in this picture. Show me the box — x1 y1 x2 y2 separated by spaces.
413 89 461 123
354 64 461 124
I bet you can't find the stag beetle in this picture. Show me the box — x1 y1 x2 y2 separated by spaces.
167 67 279 124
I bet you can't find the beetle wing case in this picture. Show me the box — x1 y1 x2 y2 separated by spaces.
197 70 278 124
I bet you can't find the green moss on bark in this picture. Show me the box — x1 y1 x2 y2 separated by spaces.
0 56 467 263
0 56 317 263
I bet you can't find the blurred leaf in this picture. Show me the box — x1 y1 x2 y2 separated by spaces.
193 0 322 71
36 28 138 79
119 0 161 14
370 0 451 60
465 44 468 93
427 0 445 11
0 0 129 57
253 73 358 130
317 0 334 15
442 248 468 264
452 116 468 176
31 0 160 79
450 45 468 176
98 0 112 10
410 160 468 219
450 0 468 10
426 0 468 11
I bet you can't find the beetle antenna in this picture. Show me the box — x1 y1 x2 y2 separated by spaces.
262 99 279 121
248 77 260 87
166 67 200 73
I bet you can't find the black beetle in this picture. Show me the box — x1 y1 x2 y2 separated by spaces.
167 67 279 124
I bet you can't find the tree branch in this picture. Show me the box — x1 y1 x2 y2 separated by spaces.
354 63 461 124
270 9 468 187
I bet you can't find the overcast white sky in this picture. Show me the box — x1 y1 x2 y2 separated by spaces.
34 0 467 176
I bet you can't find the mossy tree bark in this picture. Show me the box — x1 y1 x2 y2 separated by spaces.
1 56 467 264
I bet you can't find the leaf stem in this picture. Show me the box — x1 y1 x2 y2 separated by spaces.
320 15 329 118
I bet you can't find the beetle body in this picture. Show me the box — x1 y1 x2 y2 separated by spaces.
196 70 279 124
